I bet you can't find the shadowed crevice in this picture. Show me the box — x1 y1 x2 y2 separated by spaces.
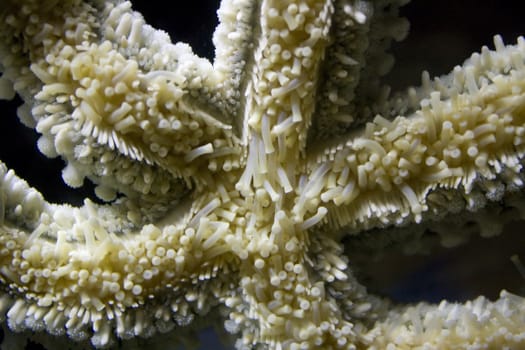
347 221 525 303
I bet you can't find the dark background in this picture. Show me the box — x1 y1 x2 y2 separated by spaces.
1 1 525 349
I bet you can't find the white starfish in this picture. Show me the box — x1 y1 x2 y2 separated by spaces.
0 0 525 349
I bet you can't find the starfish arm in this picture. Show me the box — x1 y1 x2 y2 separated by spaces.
0 0 241 196
0 159 245 347
302 36 525 238
311 0 410 140
235 0 335 198
217 2 384 347
315 238 525 349
305 231 525 349
212 0 257 128
363 290 525 348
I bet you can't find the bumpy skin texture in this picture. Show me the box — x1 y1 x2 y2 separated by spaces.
0 0 525 349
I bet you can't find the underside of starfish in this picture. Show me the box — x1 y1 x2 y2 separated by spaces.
0 0 525 349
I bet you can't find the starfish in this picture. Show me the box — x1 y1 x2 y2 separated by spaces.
1 0 525 349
